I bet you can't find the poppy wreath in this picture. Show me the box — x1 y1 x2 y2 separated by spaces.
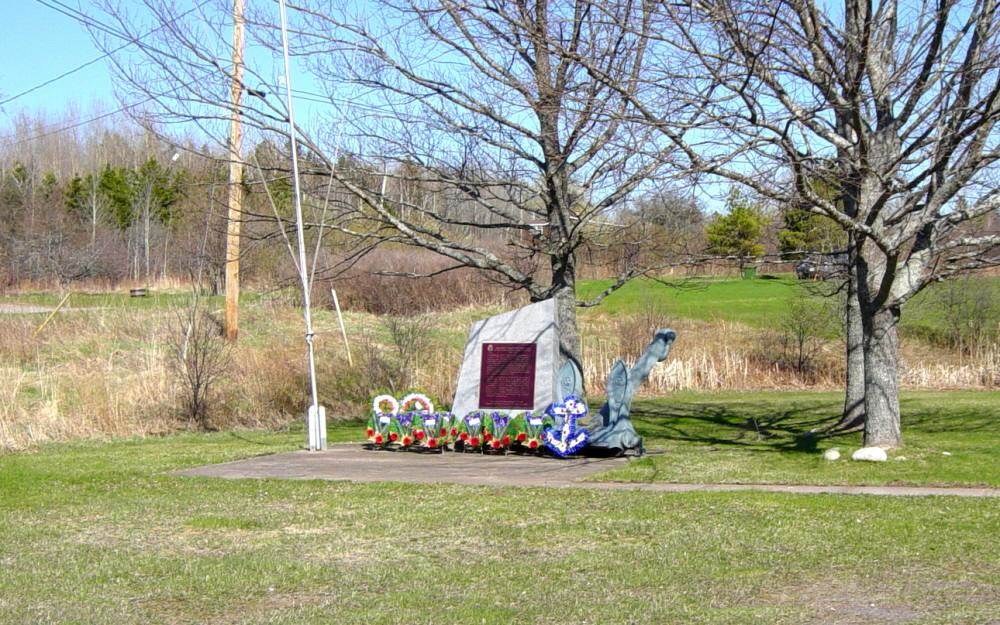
395 412 418 447
515 411 548 451
416 412 452 449
457 411 486 450
399 392 434 415
401 393 436 448
366 394 399 446
484 412 513 450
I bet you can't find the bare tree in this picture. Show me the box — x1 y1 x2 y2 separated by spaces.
168 293 231 429
603 0 1000 447
86 0 689 371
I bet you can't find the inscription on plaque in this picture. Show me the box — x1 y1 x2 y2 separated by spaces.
478 342 536 409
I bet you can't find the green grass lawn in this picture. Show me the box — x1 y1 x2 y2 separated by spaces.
578 275 806 327
577 274 1000 337
602 391 1000 487
1 419 998 624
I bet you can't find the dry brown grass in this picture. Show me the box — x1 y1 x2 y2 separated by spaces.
1 296 995 451
0 308 174 450
580 312 998 395
583 317 842 394
0 302 312 450
0 274 195 296
323 248 521 314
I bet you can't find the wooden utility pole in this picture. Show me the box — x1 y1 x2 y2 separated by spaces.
224 0 245 341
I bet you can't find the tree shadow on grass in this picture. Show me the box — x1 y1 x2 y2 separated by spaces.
630 395 999 454
630 398 850 455
896 398 998 434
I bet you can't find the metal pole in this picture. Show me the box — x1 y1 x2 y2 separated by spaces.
278 0 323 450
331 288 353 366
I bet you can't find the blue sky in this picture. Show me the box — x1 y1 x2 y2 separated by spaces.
1 1 729 211
0 3 115 118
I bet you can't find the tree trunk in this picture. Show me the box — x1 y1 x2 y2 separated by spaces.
89 181 98 249
835 239 865 431
861 305 902 447
143 188 152 281
162 228 170 280
553 283 581 369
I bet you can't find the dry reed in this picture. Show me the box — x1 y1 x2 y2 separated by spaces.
1 299 996 451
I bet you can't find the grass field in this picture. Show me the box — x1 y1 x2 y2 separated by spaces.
1 411 998 625
1 279 996 622
577 274 1000 338
0 290 266 311
579 275 808 327
2 276 996 451
6 273 997 332
604 391 1000 487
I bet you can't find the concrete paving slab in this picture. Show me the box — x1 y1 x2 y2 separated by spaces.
177 444 626 487
176 444 1000 497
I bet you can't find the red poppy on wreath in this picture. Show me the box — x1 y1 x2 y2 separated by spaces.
389 432 399 442
469 436 480 446
428 438 438 448
374 433 384 444
402 435 413 446
490 440 501 449
366 427 375 437
484 431 492 441
415 430 425 441
439 428 448 437
450 427 458 437
527 439 539 449
459 432 469 441
516 432 526 442
501 435 511 446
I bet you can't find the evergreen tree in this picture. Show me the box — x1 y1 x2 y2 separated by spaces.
778 178 845 257
705 190 768 273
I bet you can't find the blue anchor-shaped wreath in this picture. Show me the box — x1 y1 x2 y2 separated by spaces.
543 394 590 457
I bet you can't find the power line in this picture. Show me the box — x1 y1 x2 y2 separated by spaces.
2 1 225 148
5 0 214 108
0 52 118 108
0 63 222 150
32 0 129 41
0 101 149 149
0 2 444 148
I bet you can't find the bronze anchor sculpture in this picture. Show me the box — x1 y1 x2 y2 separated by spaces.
585 329 677 456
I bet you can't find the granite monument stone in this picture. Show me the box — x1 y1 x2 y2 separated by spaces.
452 299 560 419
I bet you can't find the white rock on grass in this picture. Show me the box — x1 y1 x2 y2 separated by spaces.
823 448 841 461
851 447 888 462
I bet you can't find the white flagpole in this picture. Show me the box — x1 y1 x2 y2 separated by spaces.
277 0 324 450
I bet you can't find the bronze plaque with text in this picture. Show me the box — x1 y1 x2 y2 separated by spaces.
478 342 536 409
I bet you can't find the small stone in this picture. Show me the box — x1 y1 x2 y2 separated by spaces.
895 456 907 461
823 448 841 461
942 451 952 456
852 447 888 462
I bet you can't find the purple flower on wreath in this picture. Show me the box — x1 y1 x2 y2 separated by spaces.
397 412 414 427
490 412 510 430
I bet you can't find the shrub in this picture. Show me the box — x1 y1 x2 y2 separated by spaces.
756 293 838 380
167 296 231 429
